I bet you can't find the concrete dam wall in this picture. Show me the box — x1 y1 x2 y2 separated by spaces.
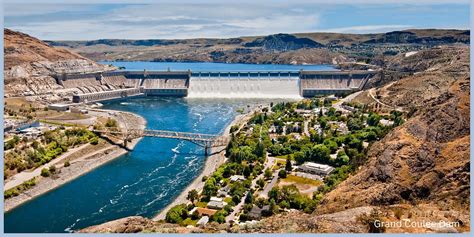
56 70 377 102
188 72 301 98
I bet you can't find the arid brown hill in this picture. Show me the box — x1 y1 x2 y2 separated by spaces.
3 29 113 98
315 46 470 232
4 28 89 71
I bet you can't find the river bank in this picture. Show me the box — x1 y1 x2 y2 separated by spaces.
153 105 260 220
4 110 146 212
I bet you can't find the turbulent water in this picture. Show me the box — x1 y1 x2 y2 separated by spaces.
4 98 266 233
188 77 301 98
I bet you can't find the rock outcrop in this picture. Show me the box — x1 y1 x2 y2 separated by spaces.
4 29 114 98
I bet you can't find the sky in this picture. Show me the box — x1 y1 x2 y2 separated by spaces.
4 0 471 40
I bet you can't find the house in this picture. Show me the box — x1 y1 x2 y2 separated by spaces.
298 162 334 176
230 175 245 182
380 119 394 127
197 216 209 227
194 207 217 217
248 205 270 220
210 196 223 202
207 199 227 210
217 186 230 197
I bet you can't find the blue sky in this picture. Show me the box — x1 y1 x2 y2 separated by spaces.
4 0 470 40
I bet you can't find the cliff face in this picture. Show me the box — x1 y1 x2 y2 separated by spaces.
4 29 113 97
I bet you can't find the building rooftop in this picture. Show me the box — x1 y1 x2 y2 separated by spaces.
195 207 217 216
300 162 334 172
197 216 209 226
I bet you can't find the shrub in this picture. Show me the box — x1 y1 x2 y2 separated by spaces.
64 161 70 167
278 169 287 178
89 136 99 145
49 165 56 173
105 118 118 128
41 168 50 177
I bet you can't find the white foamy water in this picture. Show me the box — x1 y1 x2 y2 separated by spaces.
188 77 302 98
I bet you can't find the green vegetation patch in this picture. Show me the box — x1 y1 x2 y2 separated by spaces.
4 178 37 199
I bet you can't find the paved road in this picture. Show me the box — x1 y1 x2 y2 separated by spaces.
332 91 363 113
225 156 275 223
4 143 90 190
259 170 279 199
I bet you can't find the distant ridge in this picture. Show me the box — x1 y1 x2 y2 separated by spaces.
46 28 470 66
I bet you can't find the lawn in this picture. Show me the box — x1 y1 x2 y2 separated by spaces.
278 175 323 198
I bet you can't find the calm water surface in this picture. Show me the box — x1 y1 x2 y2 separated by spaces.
101 61 336 71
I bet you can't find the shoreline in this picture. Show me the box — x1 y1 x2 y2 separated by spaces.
153 106 259 220
4 110 146 212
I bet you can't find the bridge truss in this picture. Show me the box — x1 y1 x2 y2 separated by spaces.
92 128 228 154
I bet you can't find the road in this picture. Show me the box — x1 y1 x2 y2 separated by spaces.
4 143 91 190
225 156 275 223
332 91 363 113
367 88 405 112
259 170 279 199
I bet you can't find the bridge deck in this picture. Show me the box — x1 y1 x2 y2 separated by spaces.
92 129 228 148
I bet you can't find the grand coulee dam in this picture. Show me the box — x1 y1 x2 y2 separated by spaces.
51 70 377 102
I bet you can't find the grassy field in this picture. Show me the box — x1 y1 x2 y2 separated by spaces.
279 175 323 198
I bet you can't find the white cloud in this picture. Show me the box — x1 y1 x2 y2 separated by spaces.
4 1 469 40
6 3 322 40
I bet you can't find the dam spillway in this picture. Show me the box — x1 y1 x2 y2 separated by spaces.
188 72 301 98
56 70 377 103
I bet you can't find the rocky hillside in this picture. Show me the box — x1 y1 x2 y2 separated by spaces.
4 29 113 98
243 33 323 51
50 29 469 64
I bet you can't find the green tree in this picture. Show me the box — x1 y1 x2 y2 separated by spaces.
187 189 199 204
264 168 273 179
213 211 226 223
311 144 330 163
203 177 218 197
257 178 265 188
165 204 188 224
245 192 254 204
367 113 381 126
285 158 293 171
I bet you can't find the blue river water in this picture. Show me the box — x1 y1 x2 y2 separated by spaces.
100 61 336 71
4 62 333 233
